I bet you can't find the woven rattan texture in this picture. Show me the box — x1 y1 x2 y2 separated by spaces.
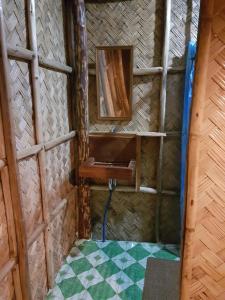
39 68 70 143
35 0 66 64
9 60 35 152
162 137 181 191
86 0 164 68
28 233 47 300
188 7 225 299
45 141 75 212
18 157 43 239
2 0 27 48
0 180 10 269
89 75 161 132
49 190 76 275
169 0 200 67
0 273 14 300
141 137 159 188
91 190 156 242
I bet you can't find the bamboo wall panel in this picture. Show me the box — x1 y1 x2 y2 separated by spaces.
162 137 181 190
165 73 185 132
28 233 47 300
39 68 70 143
9 60 35 152
49 189 77 275
2 0 27 48
141 137 159 188
181 2 225 298
160 195 180 244
35 0 66 64
169 0 200 67
18 157 43 239
0 180 10 269
91 190 156 242
89 75 161 132
0 273 14 300
86 0 164 68
45 142 75 212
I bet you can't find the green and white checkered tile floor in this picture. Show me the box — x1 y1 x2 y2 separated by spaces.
46 240 179 300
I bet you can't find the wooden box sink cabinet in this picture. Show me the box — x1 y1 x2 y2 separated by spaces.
79 157 136 181
79 133 137 183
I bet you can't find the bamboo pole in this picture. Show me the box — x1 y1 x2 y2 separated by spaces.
74 0 91 239
39 55 72 74
180 1 214 299
26 0 54 288
155 0 171 243
0 1 31 298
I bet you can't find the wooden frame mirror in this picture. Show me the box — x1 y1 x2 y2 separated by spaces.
96 45 133 120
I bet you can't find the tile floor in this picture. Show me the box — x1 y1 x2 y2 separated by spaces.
46 240 179 300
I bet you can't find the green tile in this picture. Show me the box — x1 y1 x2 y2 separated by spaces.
96 260 120 278
153 249 178 260
102 242 124 258
119 284 142 300
123 263 145 282
70 257 93 275
88 281 115 300
127 244 150 261
58 277 84 298
78 240 99 255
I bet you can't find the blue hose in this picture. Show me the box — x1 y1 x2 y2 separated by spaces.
102 179 116 242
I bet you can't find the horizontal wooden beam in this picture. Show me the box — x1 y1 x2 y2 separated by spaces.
7 44 34 61
0 258 17 281
89 66 185 76
89 131 166 137
45 130 76 151
17 144 43 161
16 131 76 161
39 56 73 74
27 223 46 248
6 44 73 74
139 186 158 194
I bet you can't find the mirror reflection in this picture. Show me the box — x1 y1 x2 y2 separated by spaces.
96 46 133 120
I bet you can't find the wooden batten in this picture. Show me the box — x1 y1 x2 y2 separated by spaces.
27 0 54 288
0 1 31 298
181 1 214 299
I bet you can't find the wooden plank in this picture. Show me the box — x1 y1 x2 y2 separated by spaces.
27 0 54 288
0 259 16 282
45 131 76 151
155 0 171 243
39 55 72 74
0 2 31 298
181 1 215 299
135 135 141 191
7 44 34 61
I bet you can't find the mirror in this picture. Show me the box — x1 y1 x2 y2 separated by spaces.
96 46 133 120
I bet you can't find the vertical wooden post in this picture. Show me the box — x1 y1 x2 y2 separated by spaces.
0 1 31 298
73 0 91 238
155 0 171 242
26 0 54 288
180 1 214 298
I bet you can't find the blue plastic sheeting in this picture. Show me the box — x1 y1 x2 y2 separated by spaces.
180 41 196 227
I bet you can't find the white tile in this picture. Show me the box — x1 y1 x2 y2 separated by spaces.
117 241 137 251
67 248 84 263
112 252 136 270
136 279 144 290
67 290 93 300
56 264 75 283
96 240 112 249
108 295 122 300
47 286 64 300
86 249 109 267
141 243 161 254
77 268 104 289
106 271 133 294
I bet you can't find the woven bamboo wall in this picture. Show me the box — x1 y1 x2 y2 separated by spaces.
86 0 199 243
0 0 77 299
181 2 225 299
